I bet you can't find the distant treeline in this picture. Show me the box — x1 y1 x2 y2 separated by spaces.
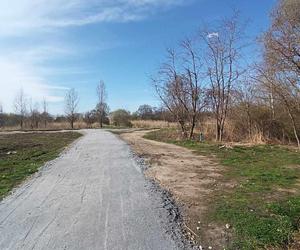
0 103 174 130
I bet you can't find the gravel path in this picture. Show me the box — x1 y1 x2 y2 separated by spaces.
0 130 183 250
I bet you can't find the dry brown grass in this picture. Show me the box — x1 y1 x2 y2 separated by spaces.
131 120 177 129
0 126 20 131
48 121 91 130
199 118 267 144
200 118 216 140
0 121 102 131
247 131 266 144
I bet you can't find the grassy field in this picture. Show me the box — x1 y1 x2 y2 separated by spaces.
0 132 82 200
145 129 300 249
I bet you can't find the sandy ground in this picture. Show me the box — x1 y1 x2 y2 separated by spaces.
120 130 231 249
0 130 185 250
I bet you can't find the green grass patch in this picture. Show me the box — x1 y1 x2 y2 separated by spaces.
0 132 82 200
145 129 300 249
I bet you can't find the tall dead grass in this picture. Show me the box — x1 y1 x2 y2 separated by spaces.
197 118 267 144
0 121 101 131
131 120 177 129
42 121 104 130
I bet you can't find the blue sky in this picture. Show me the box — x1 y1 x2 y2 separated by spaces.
0 0 277 114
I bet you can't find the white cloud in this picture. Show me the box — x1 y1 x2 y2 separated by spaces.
0 59 68 113
0 0 191 113
207 32 219 39
0 43 75 113
0 0 188 35
5 45 74 64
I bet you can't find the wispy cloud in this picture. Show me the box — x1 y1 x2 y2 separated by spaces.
0 59 68 112
4 45 74 64
0 0 188 35
0 0 191 113
0 43 75 112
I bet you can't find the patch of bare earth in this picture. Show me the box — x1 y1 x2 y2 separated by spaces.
120 130 233 249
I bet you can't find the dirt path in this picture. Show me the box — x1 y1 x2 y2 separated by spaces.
0 130 184 250
120 130 230 248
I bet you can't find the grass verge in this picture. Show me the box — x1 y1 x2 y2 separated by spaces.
144 129 300 249
0 132 82 200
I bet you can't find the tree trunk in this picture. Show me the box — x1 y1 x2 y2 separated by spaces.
282 129 285 144
20 117 23 130
220 123 224 142
216 119 225 142
216 122 221 141
179 121 187 139
283 98 300 148
189 114 196 139
246 104 252 139
286 107 300 148
100 116 103 128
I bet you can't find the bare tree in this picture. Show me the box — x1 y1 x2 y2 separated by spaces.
96 81 107 128
256 66 300 147
154 45 206 139
154 49 190 137
65 88 79 129
42 98 48 128
200 11 245 141
84 110 97 128
29 98 40 129
261 0 300 147
181 38 207 138
151 4 299 145
236 74 257 139
0 102 3 128
14 88 27 129
136 104 154 120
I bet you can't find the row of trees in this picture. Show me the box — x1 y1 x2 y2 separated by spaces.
1 83 169 130
4 81 155 130
131 104 174 121
258 0 300 146
1 80 110 130
153 11 243 140
11 89 51 129
66 81 111 129
152 0 300 147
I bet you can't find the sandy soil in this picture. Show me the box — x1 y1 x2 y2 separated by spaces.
120 130 233 249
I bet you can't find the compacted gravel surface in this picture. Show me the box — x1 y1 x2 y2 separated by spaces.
0 130 184 250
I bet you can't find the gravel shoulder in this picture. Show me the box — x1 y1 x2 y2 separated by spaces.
0 129 185 250
120 130 230 249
